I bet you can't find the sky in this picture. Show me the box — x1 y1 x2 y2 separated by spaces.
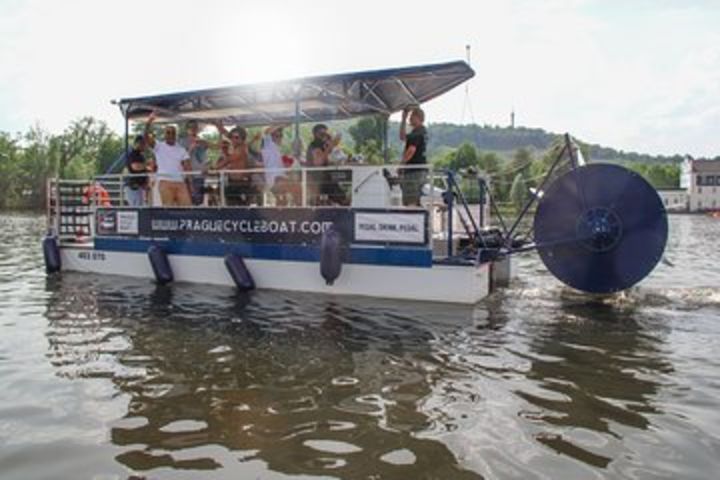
1 0 719 157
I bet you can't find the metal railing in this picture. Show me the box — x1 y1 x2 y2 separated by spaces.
47 165 491 251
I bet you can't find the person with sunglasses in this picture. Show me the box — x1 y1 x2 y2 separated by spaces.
144 111 192 206
260 126 301 206
215 126 261 205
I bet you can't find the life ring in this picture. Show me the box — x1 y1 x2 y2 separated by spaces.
82 183 112 207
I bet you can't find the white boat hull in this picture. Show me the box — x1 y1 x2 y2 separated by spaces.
60 247 490 304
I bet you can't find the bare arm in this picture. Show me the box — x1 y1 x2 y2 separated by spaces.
216 156 229 170
214 121 229 139
399 108 409 142
144 111 157 148
403 145 417 164
310 147 326 166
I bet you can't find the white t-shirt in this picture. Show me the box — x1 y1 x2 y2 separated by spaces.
261 134 285 187
153 141 190 182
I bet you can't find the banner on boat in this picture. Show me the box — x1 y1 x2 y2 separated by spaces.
353 211 427 244
96 208 428 246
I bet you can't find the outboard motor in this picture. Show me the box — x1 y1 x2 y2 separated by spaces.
320 226 343 285
147 245 173 285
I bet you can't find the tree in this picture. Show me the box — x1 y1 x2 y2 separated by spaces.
451 142 479 170
348 116 390 164
0 133 23 209
510 172 528 211
52 117 119 178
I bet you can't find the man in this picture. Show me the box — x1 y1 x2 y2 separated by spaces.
216 127 259 205
399 106 428 206
306 124 345 205
124 135 149 206
261 126 300 206
179 120 209 205
144 111 192 206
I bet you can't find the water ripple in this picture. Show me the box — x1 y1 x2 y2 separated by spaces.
0 214 719 479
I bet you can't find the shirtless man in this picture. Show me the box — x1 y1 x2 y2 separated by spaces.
215 126 260 205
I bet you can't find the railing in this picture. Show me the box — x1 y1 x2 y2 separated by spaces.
47 165 491 252
82 165 440 209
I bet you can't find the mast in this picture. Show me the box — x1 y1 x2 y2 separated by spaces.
461 45 475 124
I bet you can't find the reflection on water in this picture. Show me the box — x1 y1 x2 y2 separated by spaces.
43 275 485 479
1 213 720 479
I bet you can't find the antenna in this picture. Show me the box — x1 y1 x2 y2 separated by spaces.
461 44 476 125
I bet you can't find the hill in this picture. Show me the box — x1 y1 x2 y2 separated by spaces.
423 123 688 164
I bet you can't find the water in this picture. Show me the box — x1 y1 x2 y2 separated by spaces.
1 213 719 480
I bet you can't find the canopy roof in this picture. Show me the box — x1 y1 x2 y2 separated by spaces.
117 60 474 126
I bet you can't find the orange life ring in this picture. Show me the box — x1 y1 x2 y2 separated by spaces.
82 183 111 207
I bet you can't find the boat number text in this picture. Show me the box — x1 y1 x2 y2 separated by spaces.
78 251 106 261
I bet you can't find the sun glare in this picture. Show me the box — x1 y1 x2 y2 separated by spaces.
213 6 309 84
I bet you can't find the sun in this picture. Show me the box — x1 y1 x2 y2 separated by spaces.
213 7 309 84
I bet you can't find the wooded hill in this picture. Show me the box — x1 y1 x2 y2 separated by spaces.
0 115 698 210
420 123 691 165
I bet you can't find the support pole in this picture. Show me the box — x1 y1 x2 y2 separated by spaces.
293 97 301 159
478 176 486 228
124 114 129 158
382 115 389 164
446 171 454 257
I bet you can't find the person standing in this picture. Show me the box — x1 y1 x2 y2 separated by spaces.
124 135 149 206
261 126 300 205
216 126 259 205
179 120 209 205
306 123 344 205
144 111 192 206
399 106 428 206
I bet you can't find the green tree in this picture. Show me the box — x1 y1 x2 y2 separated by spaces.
0 133 23 209
510 172 528 211
451 142 479 170
348 116 390 164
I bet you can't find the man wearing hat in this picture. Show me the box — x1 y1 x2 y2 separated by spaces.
124 135 149 206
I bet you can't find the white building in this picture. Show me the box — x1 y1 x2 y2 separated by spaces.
657 188 688 212
680 157 720 212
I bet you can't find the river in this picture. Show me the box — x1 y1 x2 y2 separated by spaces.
0 213 718 479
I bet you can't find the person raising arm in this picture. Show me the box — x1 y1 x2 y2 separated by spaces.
144 111 192 206
398 106 428 206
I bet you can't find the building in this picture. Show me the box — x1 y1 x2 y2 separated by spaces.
657 188 688 212
680 157 720 211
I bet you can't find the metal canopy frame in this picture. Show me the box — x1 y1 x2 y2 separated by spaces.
116 60 475 126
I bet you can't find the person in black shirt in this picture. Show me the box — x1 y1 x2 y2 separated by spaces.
124 135 149 206
399 106 428 206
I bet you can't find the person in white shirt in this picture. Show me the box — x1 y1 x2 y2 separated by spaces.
144 111 192 206
260 126 300 206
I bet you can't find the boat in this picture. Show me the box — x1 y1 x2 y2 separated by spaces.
43 61 511 304
42 60 670 303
